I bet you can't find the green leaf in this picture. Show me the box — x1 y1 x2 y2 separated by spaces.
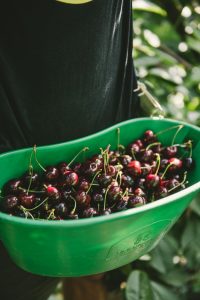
190 196 200 216
151 281 179 300
160 269 191 287
187 36 200 54
126 270 154 300
149 234 179 273
181 216 200 250
132 0 167 16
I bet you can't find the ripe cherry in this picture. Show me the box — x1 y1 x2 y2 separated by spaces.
127 160 142 176
168 158 183 172
75 190 91 208
63 171 79 186
128 195 146 208
4 179 22 195
55 202 68 218
2 195 19 212
146 174 160 188
164 146 178 158
45 166 59 182
82 207 98 218
19 193 36 208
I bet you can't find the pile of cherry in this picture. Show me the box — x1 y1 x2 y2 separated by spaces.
0 126 194 220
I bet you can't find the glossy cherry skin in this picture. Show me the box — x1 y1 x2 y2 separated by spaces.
1 195 19 212
45 166 59 182
75 190 91 208
128 195 146 208
4 179 22 195
55 202 68 218
82 207 98 218
146 174 160 188
127 160 142 176
63 171 79 187
19 193 36 208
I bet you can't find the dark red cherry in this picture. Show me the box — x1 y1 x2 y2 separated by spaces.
137 178 146 189
127 160 142 176
4 179 22 195
140 149 153 163
1 195 19 212
19 193 36 208
72 162 82 174
108 186 122 202
164 146 178 158
134 188 146 197
119 155 132 166
82 207 98 218
78 178 90 191
92 192 104 204
58 162 71 175
155 186 168 199
160 159 169 170
100 208 111 216
128 195 146 208
46 186 60 201
168 158 183 172
127 143 140 157
121 174 134 188
183 157 193 170
114 196 129 211
63 171 79 186
107 165 117 177
55 202 68 218
146 174 160 188
45 166 59 181
135 139 144 149
67 213 79 220
167 179 180 190
98 174 112 187
143 130 156 144
84 162 99 177
75 190 91 208
141 163 152 176
22 172 39 188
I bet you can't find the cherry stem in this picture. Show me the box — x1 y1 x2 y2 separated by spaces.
151 194 155 203
19 187 45 194
33 145 46 172
171 125 184 146
47 209 56 220
100 145 110 174
122 188 128 198
20 206 35 220
154 153 161 176
68 147 89 168
103 185 110 211
117 128 120 151
131 149 136 160
70 196 77 214
161 162 174 179
20 197 49 212
146 142 161 151
26 166 33 195
168 172 188 193
156 124 184 137
86 170 101 194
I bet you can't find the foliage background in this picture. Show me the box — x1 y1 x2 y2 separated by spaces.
104 1 200 299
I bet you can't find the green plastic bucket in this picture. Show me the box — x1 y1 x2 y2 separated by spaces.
0 118 199 277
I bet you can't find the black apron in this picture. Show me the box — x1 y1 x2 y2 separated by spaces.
0 0 138 153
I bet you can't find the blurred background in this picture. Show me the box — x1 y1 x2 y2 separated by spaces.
49 1 200 299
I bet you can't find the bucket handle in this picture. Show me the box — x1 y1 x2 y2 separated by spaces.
134 81 165 119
